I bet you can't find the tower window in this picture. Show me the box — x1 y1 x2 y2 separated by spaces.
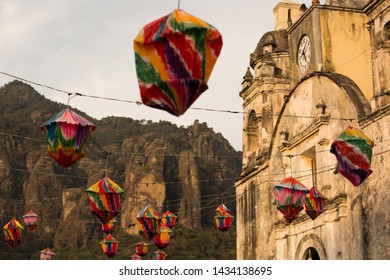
247 110 259 153
263 45 273 54
300 146 317 187
262 92 268 104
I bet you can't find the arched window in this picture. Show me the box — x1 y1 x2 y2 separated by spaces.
247 110 259 153
384 21 390 41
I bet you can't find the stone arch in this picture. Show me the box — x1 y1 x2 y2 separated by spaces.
269 72 371 155
295 233 327 260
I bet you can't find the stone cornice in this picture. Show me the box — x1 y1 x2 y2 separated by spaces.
279 115 330 152
235 162 269 186
359 103 390 127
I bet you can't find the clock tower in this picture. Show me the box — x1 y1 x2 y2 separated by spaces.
288 2 374 99
237 0 390 260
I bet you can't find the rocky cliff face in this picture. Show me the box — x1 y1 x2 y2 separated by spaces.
0 81 241 257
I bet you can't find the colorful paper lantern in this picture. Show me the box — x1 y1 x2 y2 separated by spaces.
161 211 177 229
135 240 149 257
153 250 168 260
100 234 119 258
3 217 24 249
40 248 55 260
134 9 223 116
40 107 96 168
153 224 172 250
330 126 374 186
22 210 40 231
216 204 231 215
273 177 309 223
136 205 161 242
86 177 124 224
305 187 326 220
215 212 234 232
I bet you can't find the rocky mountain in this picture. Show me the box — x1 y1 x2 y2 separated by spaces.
0 80 241 259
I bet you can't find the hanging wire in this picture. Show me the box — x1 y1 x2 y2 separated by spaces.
0 71 141 105
5 129 389 161
177 0 181 9
0 71 362 120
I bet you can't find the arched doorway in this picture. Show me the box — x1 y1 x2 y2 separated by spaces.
295 233 327 260
303 247 320 260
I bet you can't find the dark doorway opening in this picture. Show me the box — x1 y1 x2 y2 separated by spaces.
303 247 320 260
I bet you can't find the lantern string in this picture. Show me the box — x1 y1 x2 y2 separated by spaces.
0 70 371 122
67 92 78 107
0 70 359 120
104 152 111 178
178 0 181 10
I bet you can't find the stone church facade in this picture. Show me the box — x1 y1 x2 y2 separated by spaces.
236 0 389 260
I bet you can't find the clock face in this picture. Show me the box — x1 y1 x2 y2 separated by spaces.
297 35 311 72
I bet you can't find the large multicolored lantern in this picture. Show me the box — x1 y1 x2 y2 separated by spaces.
273 177 309 223
3 218 24 249
215 212 234 232
86 177 124 224
102 218 117 234
161 211 177 229
153 224 172 250
136 205 161 242
330 126 374 187
40 248 55 260
22 210 40 231
135 240 149 257
134 9 223 116
153 250 168 260
100 234 119 258
304 187 326 220
40 107 96 168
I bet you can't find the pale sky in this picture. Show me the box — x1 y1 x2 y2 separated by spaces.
0 0 312 151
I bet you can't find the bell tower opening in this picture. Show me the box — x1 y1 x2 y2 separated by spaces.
247 110 259 154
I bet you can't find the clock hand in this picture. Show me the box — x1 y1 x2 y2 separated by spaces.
303 41 308 54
